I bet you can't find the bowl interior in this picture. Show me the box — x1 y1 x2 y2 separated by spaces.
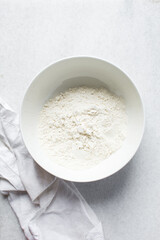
21 57 144 182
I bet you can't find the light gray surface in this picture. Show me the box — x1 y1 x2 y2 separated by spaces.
0 0 160 239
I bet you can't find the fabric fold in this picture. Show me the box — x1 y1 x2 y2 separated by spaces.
0 99 104 240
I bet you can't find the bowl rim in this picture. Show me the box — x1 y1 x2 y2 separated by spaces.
20 55 145 182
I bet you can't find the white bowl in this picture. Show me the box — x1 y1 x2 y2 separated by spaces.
20 56 145 182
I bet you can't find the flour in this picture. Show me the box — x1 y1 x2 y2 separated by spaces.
38 87 127 170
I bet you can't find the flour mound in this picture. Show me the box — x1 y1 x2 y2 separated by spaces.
38 87 127 170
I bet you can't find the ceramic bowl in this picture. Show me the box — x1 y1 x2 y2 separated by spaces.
20 57 145 182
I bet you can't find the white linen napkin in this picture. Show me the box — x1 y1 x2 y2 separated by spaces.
0 98 104 240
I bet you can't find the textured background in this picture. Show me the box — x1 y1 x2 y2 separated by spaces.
0 0 160 239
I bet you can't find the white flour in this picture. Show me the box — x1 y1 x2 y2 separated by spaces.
38 87 127 170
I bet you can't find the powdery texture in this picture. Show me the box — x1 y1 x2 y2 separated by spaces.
38 87 127 170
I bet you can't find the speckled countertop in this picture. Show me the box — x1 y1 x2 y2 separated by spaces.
0 1 160 239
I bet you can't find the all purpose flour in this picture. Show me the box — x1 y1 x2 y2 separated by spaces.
38 87 127 170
